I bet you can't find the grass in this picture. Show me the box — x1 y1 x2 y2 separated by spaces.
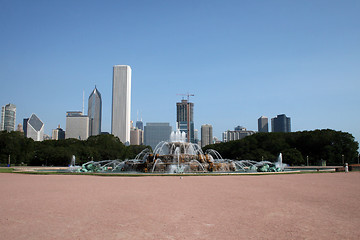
0 168 14 173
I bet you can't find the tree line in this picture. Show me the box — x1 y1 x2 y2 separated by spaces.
0 131 149 166
1 129 358 166
203 129 359 166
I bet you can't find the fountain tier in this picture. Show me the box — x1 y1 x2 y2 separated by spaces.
72 131 285 173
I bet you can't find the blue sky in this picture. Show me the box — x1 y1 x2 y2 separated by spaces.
1 0 359 143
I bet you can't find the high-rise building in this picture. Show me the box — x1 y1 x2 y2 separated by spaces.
234 126 246 131
144 123 172 150
136 120 143 130
201 124 213 147
17 124 23 132
194 129 199 144
271 114 291 133
222 126 256 142
130 127 144 145
43 134 51 140
26 114 44 141
65 111 89 140
52 125 65 140
176 99 194 143
258 116 269 133
88 86 102 136
1 103 16 132
23 118 29 137
213 136 221 144
112 65 131 144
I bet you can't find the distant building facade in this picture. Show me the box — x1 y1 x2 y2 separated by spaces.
194 129 199 144
26 114 44 141
23 118 29 137
201 124 213 147
43 134 51 140
258 116 269 133
17 123 23 132
52 125 65 140
136 120 143 130
144 123 172 150
176 99 194 143
88 86 102 136
130 127 144 145
213 136 221 144
1 103 16 132
271 114 291 133
112 65 131 144
65 111 89 140
222 126 255 142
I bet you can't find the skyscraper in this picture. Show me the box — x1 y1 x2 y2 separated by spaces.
271 114 291 132
52 125 65 140
201 124 213 147
65 111 89 140
194 129 199 144
88 86 102 136
176 99 194 143
136 120 143 130
222 126 256 142
23 118 29 137
16 123 23 132
258 116 269 133
1 103 16 132
144 123 172 150
26 114 44 141
112 65 131 144
130 127 144 145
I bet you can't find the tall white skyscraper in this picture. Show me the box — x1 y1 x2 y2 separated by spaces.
112 65 131 144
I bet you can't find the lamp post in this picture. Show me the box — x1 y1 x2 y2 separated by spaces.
306 155 309 166
342 154 344 165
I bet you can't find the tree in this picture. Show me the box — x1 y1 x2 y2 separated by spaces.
203 129 359 165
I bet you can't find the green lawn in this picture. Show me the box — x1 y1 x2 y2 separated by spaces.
0 168 14 173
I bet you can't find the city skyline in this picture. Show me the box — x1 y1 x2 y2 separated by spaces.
1 1 359 143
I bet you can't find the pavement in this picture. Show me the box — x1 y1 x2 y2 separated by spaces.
1 172 359 239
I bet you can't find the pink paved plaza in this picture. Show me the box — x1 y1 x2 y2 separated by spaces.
1 172 359 239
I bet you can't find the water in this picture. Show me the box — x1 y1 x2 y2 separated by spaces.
68 130 286 174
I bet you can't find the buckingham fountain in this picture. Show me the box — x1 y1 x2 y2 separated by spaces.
70 130 285 173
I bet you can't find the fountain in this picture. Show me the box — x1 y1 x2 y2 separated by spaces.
68 155 81 172
69 130 285 173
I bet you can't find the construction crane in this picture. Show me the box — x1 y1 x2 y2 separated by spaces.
176 93 195 101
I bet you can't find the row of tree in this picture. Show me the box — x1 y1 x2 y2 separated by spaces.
0 129 358 166
0 131 149 166
203 129 359 165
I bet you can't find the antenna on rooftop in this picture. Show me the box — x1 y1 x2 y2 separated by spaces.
82 90 85 115
176 92 195 101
